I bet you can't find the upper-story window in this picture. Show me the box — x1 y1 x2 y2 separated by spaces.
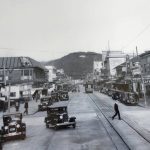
147 56 150 63
144 64 147 72
21 69 33 76
24 70 29 76
0 70 3 75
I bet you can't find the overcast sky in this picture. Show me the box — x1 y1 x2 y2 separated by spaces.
0 0 150 61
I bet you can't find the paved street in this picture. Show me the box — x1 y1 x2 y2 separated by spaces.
3 86 150 150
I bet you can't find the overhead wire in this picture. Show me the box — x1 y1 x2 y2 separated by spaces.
121 23 150 50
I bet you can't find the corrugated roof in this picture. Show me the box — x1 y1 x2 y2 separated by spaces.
0 57 47 71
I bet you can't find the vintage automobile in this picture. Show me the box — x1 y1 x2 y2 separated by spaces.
0 130 3 150
38 96 52 111
51 92 60 102
72 87 77 92
121 92 139 106
45 101 76 130
112 91 121 100
59 91 69 101
1 113 26 141
111 89 139 105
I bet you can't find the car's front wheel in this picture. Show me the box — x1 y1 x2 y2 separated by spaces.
21 134 26 140
73 123 76 128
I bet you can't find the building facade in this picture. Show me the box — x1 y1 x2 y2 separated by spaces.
101 51 126 79
0 57 48 87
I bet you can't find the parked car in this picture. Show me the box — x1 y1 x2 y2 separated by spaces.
45 101 76 130
1 113 26 141
0 130 3 150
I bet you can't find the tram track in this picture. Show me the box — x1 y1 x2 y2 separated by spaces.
88 93 150 150
87 94 130 150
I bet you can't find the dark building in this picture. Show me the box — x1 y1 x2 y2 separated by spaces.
114 51 150 99
0 57 48 87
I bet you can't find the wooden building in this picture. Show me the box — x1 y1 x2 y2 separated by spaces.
0 57 48 87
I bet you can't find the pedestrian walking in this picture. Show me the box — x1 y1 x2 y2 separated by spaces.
112 103 121 120
24 100 28 115
15 100 20 112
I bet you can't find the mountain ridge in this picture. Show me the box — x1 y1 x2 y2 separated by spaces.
44 52 102 79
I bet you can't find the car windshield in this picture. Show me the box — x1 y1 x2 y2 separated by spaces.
6 114 21 120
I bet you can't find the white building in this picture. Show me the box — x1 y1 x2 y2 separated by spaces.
93 61 102 72
102 51 126 78
93 60 102 80
45 66 57 82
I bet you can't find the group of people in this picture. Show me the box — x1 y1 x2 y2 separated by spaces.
15 99 29 115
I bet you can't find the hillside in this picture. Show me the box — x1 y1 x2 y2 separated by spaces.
45 52 102 79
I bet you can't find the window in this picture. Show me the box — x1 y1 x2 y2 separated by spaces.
24 70 29 76
0 70 3 75
144 64 146 72
10 92 16 97
21 69 33 76
30 70 33 76
147 57 150 63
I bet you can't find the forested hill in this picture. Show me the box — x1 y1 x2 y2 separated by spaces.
44 52 102 79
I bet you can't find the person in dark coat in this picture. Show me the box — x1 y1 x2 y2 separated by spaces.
24 100 28 115
112 103 121 120
15 100 20 112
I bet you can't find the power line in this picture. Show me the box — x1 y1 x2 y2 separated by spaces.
121 23 150 50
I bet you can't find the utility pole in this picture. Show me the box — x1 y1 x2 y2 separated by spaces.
7 71 11 113
136 46 147 106
4 65 11 113
108 40 110 51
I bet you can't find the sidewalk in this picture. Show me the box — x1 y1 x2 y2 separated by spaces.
0 100 40 118
94 92 150 149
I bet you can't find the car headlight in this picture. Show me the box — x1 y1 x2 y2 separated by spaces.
16 124 20 128
4 126 8 130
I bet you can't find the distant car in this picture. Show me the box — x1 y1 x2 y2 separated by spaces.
38 96 52 111
1 113 26 141
112 92 120 100
72 88 77 92
51 92 59 102
45 101 76 130
59 91 69 101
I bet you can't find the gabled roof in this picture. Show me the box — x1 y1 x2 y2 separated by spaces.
0 57 47 71
114 56 139 69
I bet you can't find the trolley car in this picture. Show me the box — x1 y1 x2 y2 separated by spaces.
85 82 93 93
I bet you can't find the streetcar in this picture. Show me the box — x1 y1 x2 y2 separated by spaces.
85 82 93 93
